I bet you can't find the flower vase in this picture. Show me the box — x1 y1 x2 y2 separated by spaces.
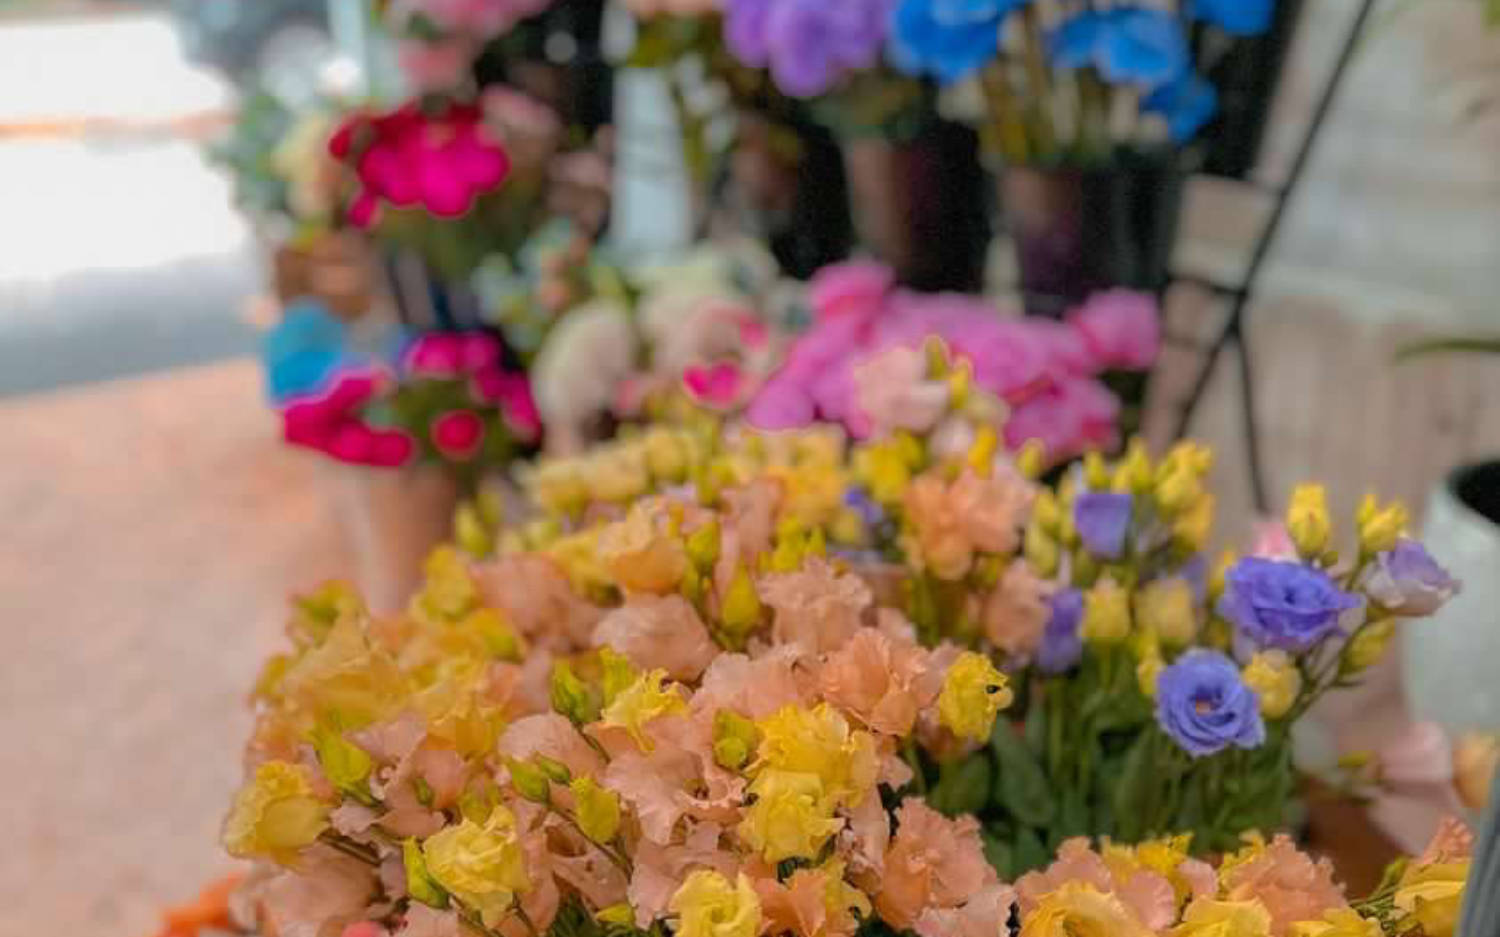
380 248 487 331
840 121 990 292
715 109 854 280
325 462 460 614
999 156 1187 317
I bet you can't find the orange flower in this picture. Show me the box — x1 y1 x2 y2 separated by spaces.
1220 835 1347 936
981 561 1052 657
818 629 941 736
151 874 241 937
903 469 1033 580
875 799 997 930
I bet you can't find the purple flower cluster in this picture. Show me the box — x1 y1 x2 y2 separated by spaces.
725 0 895 97
1155 649 1265 757
1073 491 1133 560
1037 588 1084 674
1365 539 1460 617
1217 557 1361 652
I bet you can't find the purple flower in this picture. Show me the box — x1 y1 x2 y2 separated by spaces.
1074 491 1133 559
1217 556 1361 652
1038 588 1084 674
1365 539 1460 617
725 0 893 97
1155 649 1265 757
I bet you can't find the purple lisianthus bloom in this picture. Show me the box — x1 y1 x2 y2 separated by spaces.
1143 71 1218 143
1217 556 1362 652
1038 588 1085 674
1073 491 1133 559
1155 649 1265 758
1365 539 1460 617
1049 7 1189 90
889 0 1003 84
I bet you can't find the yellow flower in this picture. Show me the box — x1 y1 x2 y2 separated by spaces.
1173 493 1216 553
402 837 448 908
1135 834 1206 902
1015 439 1046 479
712 709 760 771
1394 859 1470 937
1113 439 1154 494
1286 484 1331 558
596 904 635 927
1287 909 1381 937
938 651 1012 741
601 669 687 749
686 518 721 573
544 530 614 596
755 704 878 807
1025 521 1060 578
644 426 691 483
528 460 588 517
280 617 408 730
459 607 525 662
1084 452 1111 490
1032 489 1062 534
597 504 689 595
854 440 914 506
1357 494 1408 556
569 775 622 844
1135 578 1198 646
1241 650 1301 718
422 805 529 928
1169 899 1273 937
453 501 493 558
1156 464 1204 518
222 761 329 863
1342 619 1395 674
1137 654 1165 698
1081 578 1132 644
720 562 765 639
290 579 364 645
411 547 479 624
738 769 844 861
767 461 846 528
670 870 762 937
310 724 373 797
1020 883 1152 937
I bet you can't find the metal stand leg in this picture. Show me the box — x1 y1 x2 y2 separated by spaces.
1171 0 1380 513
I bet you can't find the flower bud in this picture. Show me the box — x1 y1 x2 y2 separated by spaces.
1286 484 1331 559
506 758 552 804
1342 619 1395 674
1032 489 1062 534
1134 578 1198 647
1081 578 1132 644
550 661 601 725
686 518 721 573
1113 438 1153 494
1357 494 1409 556
454 502 493 558
1241 650 1301 719
1024 522 1059 578
1172 493 1215 554
712 710 760 771
403 838 449 909
569 776 622 844
535 756 572 785
721 563 764 639
311 724 373 800
1016 440 1046 480
599 647 638 707
1137 654 1164 698
1084 451 1111 490
966 424 998 474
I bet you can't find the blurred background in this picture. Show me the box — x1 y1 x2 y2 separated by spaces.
1 0 1498 933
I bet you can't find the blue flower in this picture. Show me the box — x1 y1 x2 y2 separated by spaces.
1155 649 1265 757
889 0 1003 84
1365 538 1459 617
1048 8 1190 90
1143 71 1218 143
1192 0 1273 37
929 0 1029 27
1073 491 1133 559
261 300 349 404
1038 588 1085 674
1217 556 1362 652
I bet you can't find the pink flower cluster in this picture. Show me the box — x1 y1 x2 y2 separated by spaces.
329 102 511 227
282 370 417 468
279 332 539 468
746 263 1160 462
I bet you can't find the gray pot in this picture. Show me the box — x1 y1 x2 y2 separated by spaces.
1403 461 1500 732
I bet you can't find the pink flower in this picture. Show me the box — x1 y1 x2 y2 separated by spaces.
593 595 719 681
1068 289 1160 371
913 883 1016 937
981 560 1052 656
498 713 606 780
852 345 950 438
404 333 466 378
810 259 895 322
758 558 873 656
471 369 541 441
1219 834 1348 936
280 369 417 468
683 361 745 409
875 798 997 930
818 628 940 736
1249 519 1298 560
692 646 807 719
1004 377 1119 464
395 38 476 91
430 409 485 460
330 101 510 225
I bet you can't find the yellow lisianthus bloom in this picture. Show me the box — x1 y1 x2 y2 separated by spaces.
853 440 915 507
1241 650 1301 719
544 530 614 596
222 760 329 864
1136 654 1165 698
1357 493 1408 555
422 805 529 928
281 617 409 730
1081 578 1132 644
1020 883 1152 937
597 504 689 596
937 651 1012 742
527 459 589 518
411 546 479 624
1172 493 1216 553
1286 484 1331 558
1286 909 1381 937
737 769 844 861
1169 899 1273 937
1135 577 1198 646
755 703 878 807
601 669 687 749
1394 858 1470 937
1342 619 1395 674
670 870 762 937
569 775 622 844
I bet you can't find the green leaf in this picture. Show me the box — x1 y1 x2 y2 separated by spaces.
1013 826 1051 876
929 753 992 817
991 721 1056 827
981 828 1014 880
1394 335 1500 362
1111 732 1153 842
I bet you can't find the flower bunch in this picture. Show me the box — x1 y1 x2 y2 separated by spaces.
271 317 540 478
746 261 1158 463
222 488 1028 937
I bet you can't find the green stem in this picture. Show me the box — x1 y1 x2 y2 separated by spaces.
903 739 930 796
1019 6 1058 157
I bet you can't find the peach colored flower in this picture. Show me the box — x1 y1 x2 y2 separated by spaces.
982 560 1053 657
853 345 951 439
1017 838 1177 931
818 628 940 736
549 840 630 910
714 480 782 594
252 847 378 937
756 862 869 937
375 744 468 838
839 787 892 881
1221 835 1347 936
394 904 462 937
1418 816 1475 866
692 646 809 720
903 468 1034 580
914 883 1017 937
628 821 738 927
603 716 745 844
475 554 601 651
498 713 606 780
594 595 719 681
597 504 691 596
875 799 997 930
759 558 872 655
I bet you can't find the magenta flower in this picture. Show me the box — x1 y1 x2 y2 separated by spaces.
471 369 541 441
281 370 416 468
330 101 511 225
1067 289 1161 371
682 361 746 409
809 258 896 322
431 409 486 460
